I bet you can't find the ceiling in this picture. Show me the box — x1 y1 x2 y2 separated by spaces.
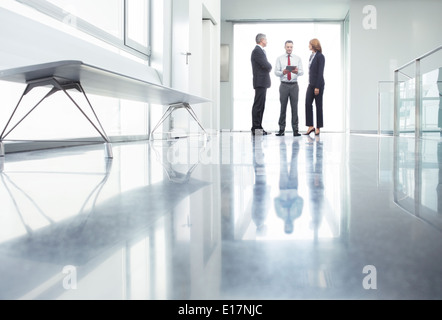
221 0 350 22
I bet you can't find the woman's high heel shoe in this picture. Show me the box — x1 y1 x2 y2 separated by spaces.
304 127 315 135
315 128 320 135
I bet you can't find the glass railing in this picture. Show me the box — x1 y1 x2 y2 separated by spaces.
393 137 442 232
378 80 396 135
394 45 442 139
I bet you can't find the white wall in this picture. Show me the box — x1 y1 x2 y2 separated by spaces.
349 0 442 133
170 0 220 133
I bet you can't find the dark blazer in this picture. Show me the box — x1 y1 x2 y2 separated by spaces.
251 45 272 89
308 51 325 89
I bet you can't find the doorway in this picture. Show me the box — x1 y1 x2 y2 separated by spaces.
232 22 344 132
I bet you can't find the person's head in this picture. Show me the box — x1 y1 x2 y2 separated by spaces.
255 33 267 47
309 38 322 53
284 40 293 55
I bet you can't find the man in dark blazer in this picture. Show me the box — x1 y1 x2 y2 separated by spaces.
304 38 325 136
251 33 272 135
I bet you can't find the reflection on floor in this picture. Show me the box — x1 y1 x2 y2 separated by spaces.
0 132 442 300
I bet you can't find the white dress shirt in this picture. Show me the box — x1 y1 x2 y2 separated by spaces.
309 52 316 67
275 53 304 82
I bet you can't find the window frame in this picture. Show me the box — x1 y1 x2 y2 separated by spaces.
16 0 151 61
124 0 151 56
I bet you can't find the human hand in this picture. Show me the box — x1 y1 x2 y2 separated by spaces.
314 88 320 95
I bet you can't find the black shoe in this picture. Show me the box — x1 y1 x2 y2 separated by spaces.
304 127 315 135
252 129 271 135
275 131 285 136
293 131 301 136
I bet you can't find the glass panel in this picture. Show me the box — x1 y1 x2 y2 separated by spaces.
46 0 124 39
394 138 416 213
420 49 442 139
378 81 394 134
395 46 441 138
394 138 442 226
14 0 150 59
126 0 149 50
421 69 440 133
398 64 416 136
438 68 442 134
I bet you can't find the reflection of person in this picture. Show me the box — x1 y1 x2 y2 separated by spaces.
304 38 325 136
306 136 324 241
438 67 442 135
252 136 271 235
274 40 304 137
251 33 272 136
274 139 303 234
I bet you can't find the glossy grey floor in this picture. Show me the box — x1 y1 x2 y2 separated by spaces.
0 132 441 300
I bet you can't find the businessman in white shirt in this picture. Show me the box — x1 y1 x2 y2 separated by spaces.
274 40 304 136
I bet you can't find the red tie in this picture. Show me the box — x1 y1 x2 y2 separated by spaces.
287 55 291 81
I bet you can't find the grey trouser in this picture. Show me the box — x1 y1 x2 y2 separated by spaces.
278 82 299 132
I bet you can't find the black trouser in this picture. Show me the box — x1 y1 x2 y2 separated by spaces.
305 84 324 128
278 82 299 132
251 87 267 131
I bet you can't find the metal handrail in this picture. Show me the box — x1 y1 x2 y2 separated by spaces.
396 45 442 71
393 45 442 138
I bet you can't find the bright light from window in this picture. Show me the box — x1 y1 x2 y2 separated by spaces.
233 22 343 133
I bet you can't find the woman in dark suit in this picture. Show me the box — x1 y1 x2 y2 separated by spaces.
304 38 325 136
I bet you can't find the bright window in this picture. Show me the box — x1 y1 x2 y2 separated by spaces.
16 0 151 59
233 22 344 132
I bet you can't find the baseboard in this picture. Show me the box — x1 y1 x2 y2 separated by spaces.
2 135 149 154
